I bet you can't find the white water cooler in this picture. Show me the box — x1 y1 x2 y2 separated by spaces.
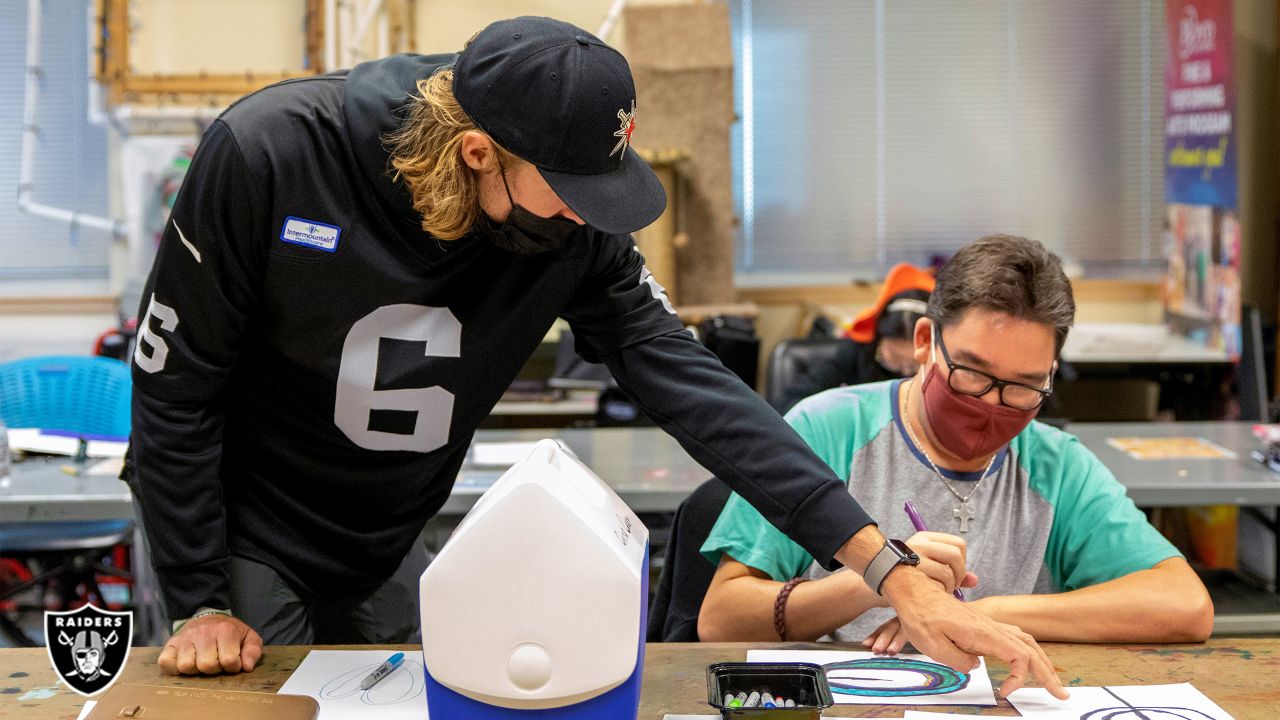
419 439 649 719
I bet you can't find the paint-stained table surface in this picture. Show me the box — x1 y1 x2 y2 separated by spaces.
1 639 1277 719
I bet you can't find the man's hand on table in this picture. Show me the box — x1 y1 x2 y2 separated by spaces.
158 615 262 675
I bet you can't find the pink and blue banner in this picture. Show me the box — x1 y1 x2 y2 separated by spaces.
1163 0 1240 358
1164 0 1236 208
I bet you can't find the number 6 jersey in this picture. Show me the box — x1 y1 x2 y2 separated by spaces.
128 54 875 621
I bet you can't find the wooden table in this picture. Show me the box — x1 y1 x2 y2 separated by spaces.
2 640 1278 719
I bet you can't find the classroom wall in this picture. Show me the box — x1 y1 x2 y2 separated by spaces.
128 0 309 74
12 2 1270 362
409 0 691 54
122 1 688 74
412 0 615 53
1235 0 1279 331
1240 0 1279 591
624 3 736 305
0 299 117 361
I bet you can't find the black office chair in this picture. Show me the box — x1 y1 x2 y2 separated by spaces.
765 337 848 414
1238 305 1268 422
647 477 732 642
697 315 761 391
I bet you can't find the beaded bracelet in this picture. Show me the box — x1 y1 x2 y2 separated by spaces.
772 577 809 641
172 607 233 634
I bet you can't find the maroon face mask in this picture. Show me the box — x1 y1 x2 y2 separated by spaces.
919 351 1039 461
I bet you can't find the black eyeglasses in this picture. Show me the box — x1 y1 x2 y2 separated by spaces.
934 327 1054 410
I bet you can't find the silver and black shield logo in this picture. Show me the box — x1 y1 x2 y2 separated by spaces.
44 604 133 696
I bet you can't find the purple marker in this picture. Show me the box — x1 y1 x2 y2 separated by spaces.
904 500 965 601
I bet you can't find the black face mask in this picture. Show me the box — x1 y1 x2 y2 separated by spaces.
478 157 583 254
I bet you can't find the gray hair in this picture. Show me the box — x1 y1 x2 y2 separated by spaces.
927 234 1076 354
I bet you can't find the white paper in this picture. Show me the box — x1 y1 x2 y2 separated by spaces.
1008 683 1236 720
87 457 125 476
276 650 429 719
7 428 128 458
746 649 996 706
906 713 1038 720
469 441 542 467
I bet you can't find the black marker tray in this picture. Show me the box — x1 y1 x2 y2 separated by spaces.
706 662 834 719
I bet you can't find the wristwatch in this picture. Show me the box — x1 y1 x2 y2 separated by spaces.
863 539 920 596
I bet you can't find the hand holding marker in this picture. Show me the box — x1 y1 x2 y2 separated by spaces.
904 500 965 601
359 652 405 690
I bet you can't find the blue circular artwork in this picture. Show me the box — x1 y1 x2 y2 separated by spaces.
823 657 970 697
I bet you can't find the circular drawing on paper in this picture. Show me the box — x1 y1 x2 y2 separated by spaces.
823 657 969 697
319 659 426 705
1081 708 1221 720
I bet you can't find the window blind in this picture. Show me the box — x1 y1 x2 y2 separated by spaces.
731 0 1164 282
0 0 111 284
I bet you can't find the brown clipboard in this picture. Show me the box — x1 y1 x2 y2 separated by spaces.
85 682 319 719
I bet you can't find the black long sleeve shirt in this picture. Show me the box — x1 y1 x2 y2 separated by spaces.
128 54 875 620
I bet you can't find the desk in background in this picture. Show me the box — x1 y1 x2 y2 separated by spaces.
1072 422 1280 507
10 421 1273 522
445 428 709 515
1074 422 1280 634
8 424 1280 637
483 389 601 429
1060 323 1231 365
0 428 712 645
0 428 710 524
1058 323 1233 421
0 459 131 524
0 639 1276 718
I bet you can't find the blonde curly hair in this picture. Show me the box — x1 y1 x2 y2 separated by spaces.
383 69 523 240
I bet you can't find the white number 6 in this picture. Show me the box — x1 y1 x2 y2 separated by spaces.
134 293 179 374
335 304 462 452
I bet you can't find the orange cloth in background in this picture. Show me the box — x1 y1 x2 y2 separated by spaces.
1186 505 1238 570
844 263 936 343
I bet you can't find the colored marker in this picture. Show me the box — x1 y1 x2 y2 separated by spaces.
784 698 796 707
730 691 747 707
745 690 761 707
761 692 775 707
359 652 405 690
724 693 734 706
904 500 965 600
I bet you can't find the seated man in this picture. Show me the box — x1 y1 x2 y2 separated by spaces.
699 235 1213 648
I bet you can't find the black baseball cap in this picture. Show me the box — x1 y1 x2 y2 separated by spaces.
453 16 666 235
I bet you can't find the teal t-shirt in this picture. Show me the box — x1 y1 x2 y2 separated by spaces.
701 380 1180 640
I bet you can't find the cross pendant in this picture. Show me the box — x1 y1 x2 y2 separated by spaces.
954 500 975 533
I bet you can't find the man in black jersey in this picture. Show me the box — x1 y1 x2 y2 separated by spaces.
128 16 1064 699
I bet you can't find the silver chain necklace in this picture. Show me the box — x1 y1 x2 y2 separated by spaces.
900 378 996 533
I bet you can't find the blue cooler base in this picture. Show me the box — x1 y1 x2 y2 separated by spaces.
424 661 644 720
424 545 649 720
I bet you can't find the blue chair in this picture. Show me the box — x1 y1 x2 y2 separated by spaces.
0 355 134 647
0 355 131 438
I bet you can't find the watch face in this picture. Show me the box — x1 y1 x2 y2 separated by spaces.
888 539 921 564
